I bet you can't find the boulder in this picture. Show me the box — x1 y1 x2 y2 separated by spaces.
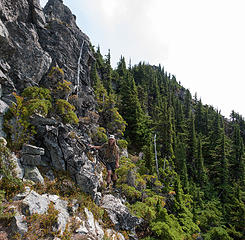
101 194 143 231
23 166 44 184
22 144 45 155
105 229 125 240
75 167 99 196
84 208 104 239
21 190 50 216
13 186 31 201
21 154 48 166
12 154 25 179
10 212 28 236
75 217 88 234
49 195 69 234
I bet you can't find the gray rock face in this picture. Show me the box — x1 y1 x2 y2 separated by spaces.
39 0 95 90
0 99 8 137
3 20 52 92
101 194 143 231
22 144 45 155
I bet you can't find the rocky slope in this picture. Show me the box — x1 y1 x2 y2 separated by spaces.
0 0 142 239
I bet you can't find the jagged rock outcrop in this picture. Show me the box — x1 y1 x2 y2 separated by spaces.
102 194 143 231
0 0 99 199
0 0 143 238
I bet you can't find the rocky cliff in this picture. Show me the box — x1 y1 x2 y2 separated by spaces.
0 0 141 239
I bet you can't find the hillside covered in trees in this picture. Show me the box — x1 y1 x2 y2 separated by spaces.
90 47 245 239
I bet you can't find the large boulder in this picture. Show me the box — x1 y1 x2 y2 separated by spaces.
101 194 143 231
21 190 50 216
23 166 44 184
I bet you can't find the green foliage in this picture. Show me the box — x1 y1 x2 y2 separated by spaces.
94 76 126 136
4 92 36 150
26 99 52 117
0 143 24 199
196 199 223 232
130 201 157 222
120 184 142 202
22 86 51 101
55 99 79 124
117 139 128 149
48 66 64 77
91 127 108 144
53 80 72 100
151 208 185 240
204 227 232 240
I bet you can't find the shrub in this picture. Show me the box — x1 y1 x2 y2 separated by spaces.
205 227 232 240
117 139 128 149
4 92 36 150
53 80 72 100
26 99 52 117
120 184 142 202
55 99 79 124
91 127 108 144
0 143 24 199
22 86 51 101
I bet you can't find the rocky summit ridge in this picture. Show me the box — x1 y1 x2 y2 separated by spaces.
0 0 141 239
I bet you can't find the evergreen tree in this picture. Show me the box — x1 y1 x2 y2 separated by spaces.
184 89 192 119
186 112 197 179
197 135 208 187
175 137 189 193
231 125 245 184
119 72 148 149
103 49 113 94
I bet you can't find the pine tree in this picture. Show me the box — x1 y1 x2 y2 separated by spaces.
197 135 208 187
184 89 192 119
231 125 245 184
119 72 148 148
186 112 197 179
103 49 113 94
175 137 189 193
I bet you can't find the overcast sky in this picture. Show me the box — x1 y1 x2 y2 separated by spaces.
40 0 245 118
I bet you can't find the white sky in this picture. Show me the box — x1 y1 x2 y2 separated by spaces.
40 0 245 118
